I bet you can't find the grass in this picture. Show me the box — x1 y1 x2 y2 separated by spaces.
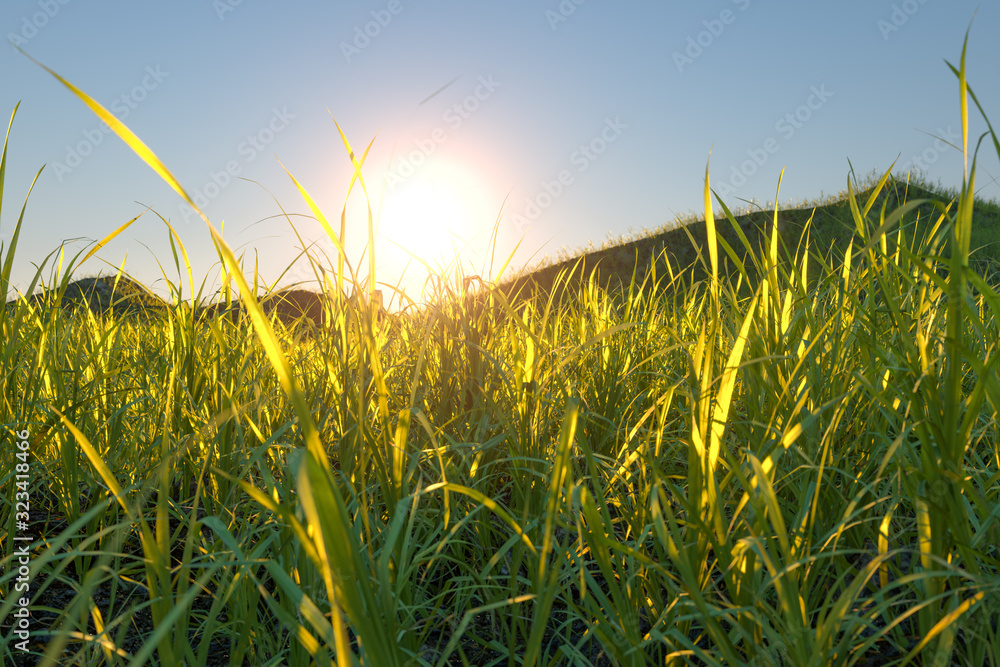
2 32 1000 666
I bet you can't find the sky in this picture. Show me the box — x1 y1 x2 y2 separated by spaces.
2 1 999 306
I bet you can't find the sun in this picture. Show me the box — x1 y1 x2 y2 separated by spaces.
377 161 491 271
379 179 465 264
372 156 508 302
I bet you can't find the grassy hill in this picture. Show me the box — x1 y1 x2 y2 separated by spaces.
500 175 1000 300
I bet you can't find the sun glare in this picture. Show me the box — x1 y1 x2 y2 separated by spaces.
377 160 497 279
380 179 467 263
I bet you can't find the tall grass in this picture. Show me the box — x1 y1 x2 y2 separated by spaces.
2 31 999 666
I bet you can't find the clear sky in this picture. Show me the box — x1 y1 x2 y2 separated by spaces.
2 1 998 305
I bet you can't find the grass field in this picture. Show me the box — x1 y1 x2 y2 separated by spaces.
2 36 1000 666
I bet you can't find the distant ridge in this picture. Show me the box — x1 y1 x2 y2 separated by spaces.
4 276 384 329
4 275 170 318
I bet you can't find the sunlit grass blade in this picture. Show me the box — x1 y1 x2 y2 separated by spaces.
79 208 147 265
704 157 718 302
20 48 197 212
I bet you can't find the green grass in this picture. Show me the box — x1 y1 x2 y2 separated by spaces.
2 33 1000 667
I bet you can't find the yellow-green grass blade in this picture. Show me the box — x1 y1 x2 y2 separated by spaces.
945 59 1000 163
704 158 718 301
278 160 353 285
770 168 785 270
149 210 196 302
425 482 537 555
539 397 578 581
0 102 15 226
860 161 898 219
79 208 147 266
296 452 393 665
573 487 648 662
842 237 853 293
855 198 938 259
391 408 411 506
22 48 197 217
28 49 212 320
331 116 378 295
0 103 23 300
958 27 970 179
651 484 743 665
903 592 984 666
846 176 867 241
434 595 535 667
709 289 760 474
331 115 375 199
716 223 748 283
261 561 342 663
0 164 42 307
123 567 222 667
943 34 975 461
746 453 790 566
209 233 321 454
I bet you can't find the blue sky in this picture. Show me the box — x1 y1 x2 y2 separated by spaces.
2 1 998 304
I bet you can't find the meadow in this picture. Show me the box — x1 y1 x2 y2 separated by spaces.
2 37 1000 666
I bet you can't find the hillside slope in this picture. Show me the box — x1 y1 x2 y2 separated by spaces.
500 178 1000 299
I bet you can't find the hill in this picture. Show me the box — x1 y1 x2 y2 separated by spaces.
499 176 1000 299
